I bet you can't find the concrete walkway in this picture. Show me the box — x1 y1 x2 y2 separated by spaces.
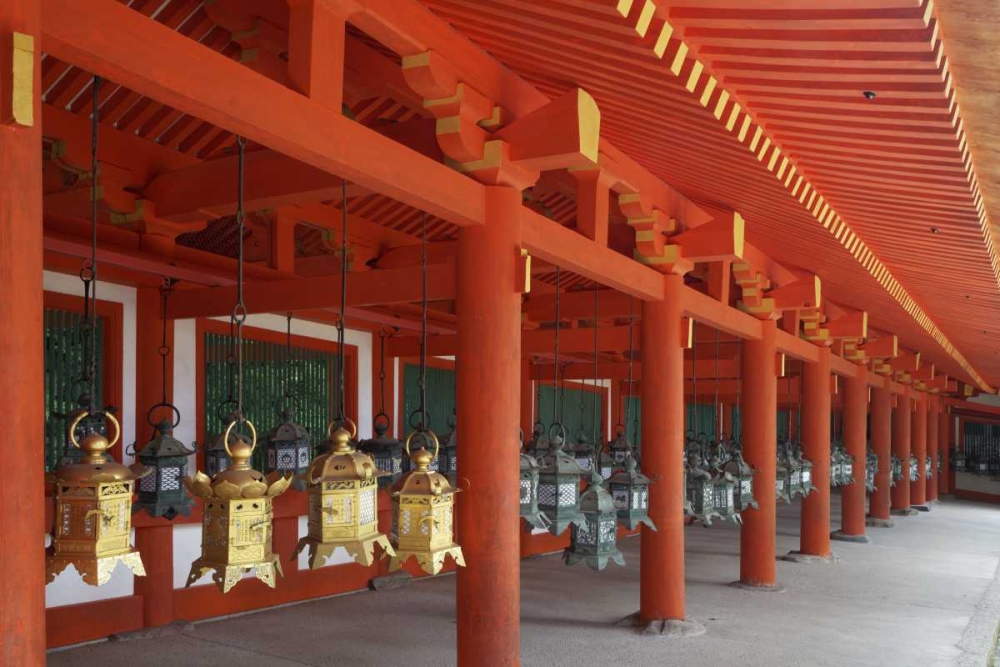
50 498 1000 666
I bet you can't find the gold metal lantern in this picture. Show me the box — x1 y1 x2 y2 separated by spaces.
293 418 394 569
185 419 291 593
47 411 148 586
389 430 465 575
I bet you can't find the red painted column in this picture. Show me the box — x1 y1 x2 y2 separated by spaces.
133 288 175 627
740 320 779 587
927 397 939 502
868 385 893 523
911 393 928 507
839 371 868 537
939 408 952 495
799 348 832 556
456 187 522 667
891 394 912 512
1 2 46 663
639 275 686 623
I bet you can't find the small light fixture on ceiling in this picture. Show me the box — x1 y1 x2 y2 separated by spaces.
930 227 940 234
862 91 877 100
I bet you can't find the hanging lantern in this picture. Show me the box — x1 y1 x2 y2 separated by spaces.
830 442 845 487
524 420 549 458
47 411 148 586
723 440 757 512
133 413 196 520
359 412 404 489
264 400 312 493
520 450 548 530
565 470 625 570
865 450 878 492
685 445 720 525
909 453 920 481
793 441 817 497
360 330 404 486
389 429 464 575
952 447 966 472
973 451 990 475
537 425 588 535
600 426 632 479
925 455 935 480
838 442 855 486
571 427 594 471
438 411 459 476
185 419 290 592
55 392 117 468
294 419 394 569
205 407 238 477
890 453 902 486
606 454 655 531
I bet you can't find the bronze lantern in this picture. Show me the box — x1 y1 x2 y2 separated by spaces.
564 470 625 571
132 411 196 520
389 430 465 575
606 454 655 531
519 450 548 531
185 419 291 593
265 399 312 492
536 425 588 536
47 411 148 586
293 419 394 569
359 411 404 489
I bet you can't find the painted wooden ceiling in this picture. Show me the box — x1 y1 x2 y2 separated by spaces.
420 0 1000 389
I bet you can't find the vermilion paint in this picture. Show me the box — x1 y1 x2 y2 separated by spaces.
841 373 868 536
639 275 686 621
869 386 892 520
891 395 912 510
740 320 778 587
800 348 831 556
911 395 928 506
927 398 939 502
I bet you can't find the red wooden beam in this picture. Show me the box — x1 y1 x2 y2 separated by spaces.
166 262 456 319
41 0 484 227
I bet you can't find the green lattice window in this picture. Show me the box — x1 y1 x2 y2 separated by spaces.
203 331 343 470
44 308 105 472
402 364 455 434
686 403 717 438
538 384 603 444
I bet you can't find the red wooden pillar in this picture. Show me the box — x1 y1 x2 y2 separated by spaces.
927 397 939 502
836 371 868 539
939 408 952 495
867 385 893 525
911 393 928 508
638 275 687 625
799 348 832 557
519 358 533 440
739 320 779 588
890 394 912 513
455 187 522 667
133 287 175 627
1 2 46 663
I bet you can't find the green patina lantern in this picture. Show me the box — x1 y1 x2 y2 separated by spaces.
359 412 404 489
775 456 792 504
571 426 594 471
925 455 934 480
937 451 943 476
438 411 459 476
520 450 547 531
537 425 587 536
830 441 845 488
133 412 196 520
705 442 739 524
524 421 549 459
265 400 312 493
890 453 902 486
723 440 757 512
564 469 625 570
865 450 878 492
599 425 632 479
791 440 817 498
909 453 921 481
606 454 655 531
951 447 967 472
685 445 720 525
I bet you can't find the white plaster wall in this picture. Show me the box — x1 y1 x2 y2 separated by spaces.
177 314 373 586
43 270 138 608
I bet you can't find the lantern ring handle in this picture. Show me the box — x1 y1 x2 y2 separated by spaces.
326 417 357 440
68 409 121 450
373 411 391 431
216 399 239 423
404 429 440 461
407 409 427 430
146 402 181 429
547 422 567 442
222 418 257 459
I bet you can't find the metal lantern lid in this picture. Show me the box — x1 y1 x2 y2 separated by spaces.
187 420 291 499
579 471 616 514
267 407 310 446
51 411 145 484
524 421 550 458
520 450 542 475
305 421 380 484
539 427 588 477
607 454 650 488
391 432 459 499
139 418 196 460
361 413 403 455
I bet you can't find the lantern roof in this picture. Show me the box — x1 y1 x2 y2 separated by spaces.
579 472 616 513
306 425 379 483
187 432 291 500
267 408 310 443
391 445 458 498
140 419 195 458
607 456 649 486
51 411 145 484
539 431 587 476
520 451 541 473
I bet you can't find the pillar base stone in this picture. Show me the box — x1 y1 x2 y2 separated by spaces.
728 581 786 593
780 551 838 564
866 517 895 528
911 504 931 512
891 507 919 517
617 613 706 638
830 531 871 544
